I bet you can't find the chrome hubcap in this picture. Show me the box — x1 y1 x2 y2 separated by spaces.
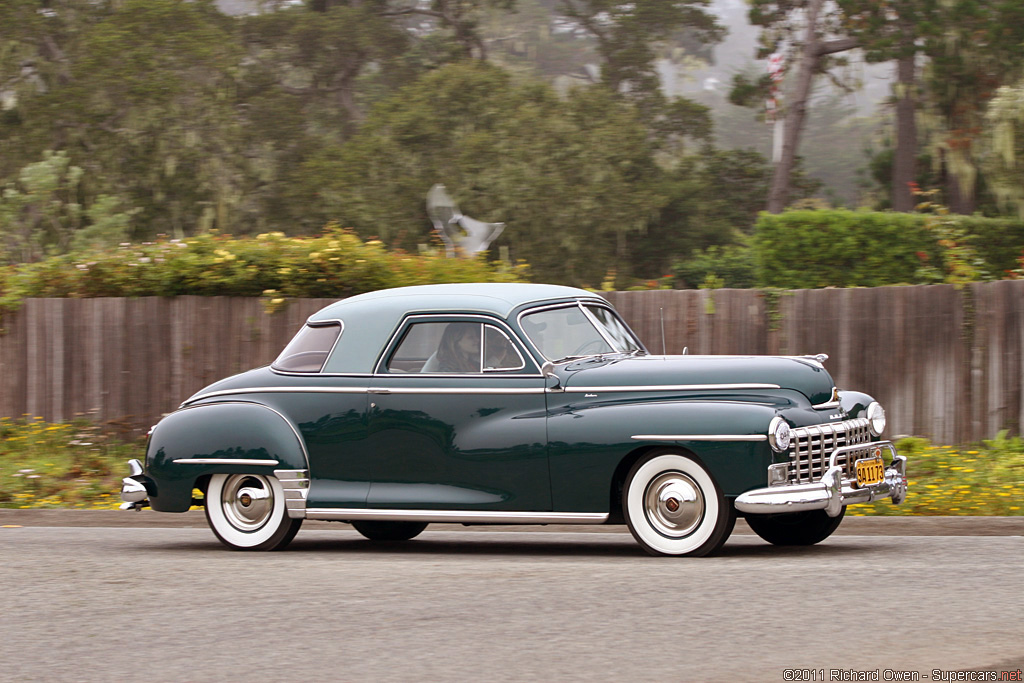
644 471 704 538
220 475 273 532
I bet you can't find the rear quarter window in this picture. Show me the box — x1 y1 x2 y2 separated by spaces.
272 322 342 373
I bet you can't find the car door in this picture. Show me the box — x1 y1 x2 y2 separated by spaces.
364 315 550 511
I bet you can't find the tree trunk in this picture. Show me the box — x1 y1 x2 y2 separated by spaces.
892 49 917 212
767 0 825 214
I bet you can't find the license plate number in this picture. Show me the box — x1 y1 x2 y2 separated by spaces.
855 455 885 487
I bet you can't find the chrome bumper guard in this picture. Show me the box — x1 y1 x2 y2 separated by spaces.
735 442 907 518
119 459 150 511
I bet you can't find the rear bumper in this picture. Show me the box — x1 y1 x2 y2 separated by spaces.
735 442 907 517
119 459 151 511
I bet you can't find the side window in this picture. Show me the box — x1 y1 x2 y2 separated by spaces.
484 326 525 371
272 323 342 373
386 321 526 374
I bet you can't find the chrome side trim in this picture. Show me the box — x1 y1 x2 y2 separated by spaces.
274 469 310 519
271 371 375 378
562 383 781 394
188 386 546 401
631 434 768 442
305 508 609 524
368 387 546 395
172 458 280 466
184 386 368 404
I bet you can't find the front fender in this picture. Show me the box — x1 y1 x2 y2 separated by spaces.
145 401 309 512
548 398 782 510
839 390 875 419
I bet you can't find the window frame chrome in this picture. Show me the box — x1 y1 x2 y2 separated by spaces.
373 313 539 377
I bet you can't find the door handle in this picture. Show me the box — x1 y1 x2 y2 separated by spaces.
368 388 392 395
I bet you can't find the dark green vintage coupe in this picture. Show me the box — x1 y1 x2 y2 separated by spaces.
120 283 906 556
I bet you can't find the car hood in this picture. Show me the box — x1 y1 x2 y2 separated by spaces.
558 354 836 406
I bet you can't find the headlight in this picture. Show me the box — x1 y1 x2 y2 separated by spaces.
768 416 791 452
867 402 886 436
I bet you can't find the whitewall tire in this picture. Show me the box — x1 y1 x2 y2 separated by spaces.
205 473 302 551
623 452 734 557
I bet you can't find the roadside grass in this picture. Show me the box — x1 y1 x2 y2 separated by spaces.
2 418 1022 514
0 417 141 510
847 433 1024 516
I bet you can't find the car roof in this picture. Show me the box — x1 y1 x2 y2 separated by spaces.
308 283 597 322
307 283 603 374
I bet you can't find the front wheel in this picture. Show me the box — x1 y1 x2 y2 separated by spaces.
351 521 428 541
745 507 846 546
205 473 302 551
623 451 734 557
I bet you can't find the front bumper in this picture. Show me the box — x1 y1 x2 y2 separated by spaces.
735 442 907 518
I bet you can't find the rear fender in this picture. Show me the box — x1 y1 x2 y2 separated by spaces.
144 401 309 512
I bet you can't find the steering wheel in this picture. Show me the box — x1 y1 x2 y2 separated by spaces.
571 339 606 356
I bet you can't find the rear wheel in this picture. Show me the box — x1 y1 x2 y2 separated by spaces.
745 507 846 546
351 520 428 541
623 451 734 557
205 473 302 551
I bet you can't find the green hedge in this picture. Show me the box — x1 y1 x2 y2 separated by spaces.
0 227 528 320
753 210 1024 289
754 210 936 289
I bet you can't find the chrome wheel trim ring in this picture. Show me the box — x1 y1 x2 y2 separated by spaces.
220 474 274 533
643 471 704 538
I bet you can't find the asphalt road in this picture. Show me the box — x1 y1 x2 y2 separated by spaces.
1 514 1022 682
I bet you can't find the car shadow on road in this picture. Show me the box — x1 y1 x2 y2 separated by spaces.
157 532 873 559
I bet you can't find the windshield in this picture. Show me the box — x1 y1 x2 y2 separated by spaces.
521 304 644 362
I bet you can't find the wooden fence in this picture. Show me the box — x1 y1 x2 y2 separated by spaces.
2 281 1023 444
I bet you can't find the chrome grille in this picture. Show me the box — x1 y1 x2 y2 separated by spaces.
787 418 873 483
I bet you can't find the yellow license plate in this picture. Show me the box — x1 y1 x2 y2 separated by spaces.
855 455 885 487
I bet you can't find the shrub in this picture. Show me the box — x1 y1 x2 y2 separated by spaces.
753 209 1024 289
0 226 529 321
754 210 937 289
673 242 757 289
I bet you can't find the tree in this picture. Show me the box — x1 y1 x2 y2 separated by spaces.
836 0 942 212
556 0 722 154
305 63 665 286
0 150 134 263
922 0 1024 215
380 0 517 60
740 0 858 213
0 0 253 241
557 0 721 96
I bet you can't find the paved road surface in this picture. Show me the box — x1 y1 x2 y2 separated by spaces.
1 515 1021 682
